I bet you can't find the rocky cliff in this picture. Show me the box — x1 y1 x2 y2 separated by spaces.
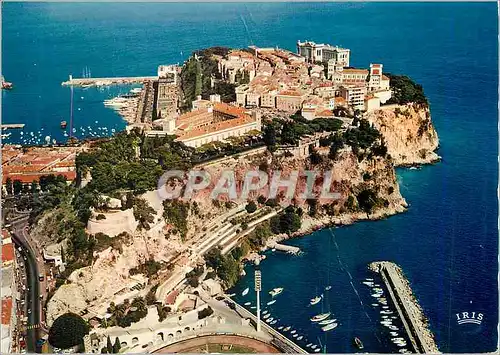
367 103 440 166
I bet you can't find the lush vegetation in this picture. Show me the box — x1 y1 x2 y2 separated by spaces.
204 248 242 288
129 259 164 278
105 297 148 328
48 313 89 350
198 306 214 319
186 265 204 287
101 336 121 353
263 116 343 149
163 200 190 239
133 198 156 230
180 47 245 110
76 131 192 195
270 206 302 234
385 73 428 106
324 119 388 161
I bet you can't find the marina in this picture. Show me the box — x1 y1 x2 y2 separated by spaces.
369 261 440 353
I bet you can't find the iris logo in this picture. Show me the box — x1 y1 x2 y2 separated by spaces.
456 312 483 325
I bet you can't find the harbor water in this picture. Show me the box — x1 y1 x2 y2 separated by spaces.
3 2 498 353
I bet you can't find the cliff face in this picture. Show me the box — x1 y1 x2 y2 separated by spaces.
367 104 440 166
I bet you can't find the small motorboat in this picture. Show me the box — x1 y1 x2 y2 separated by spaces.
263 310 268 315
278 326 283 330
263 313 271 319
267 300 277 305
305 343 312 348
283 326 291 332
311 345 317 349
354 337 364 350
269 287 284 297
290 330 296 334
318 319 337 325
322 323 338 332
60 121 67 129
242 287 249 296
270 320 277 325
310 295 322 306
292 333 298 338
325 286 332 291
314 348 320 353
244 302 251 306
297 336 303 341
311 313 331 322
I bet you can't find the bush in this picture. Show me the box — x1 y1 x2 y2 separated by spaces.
48 313 89 349
245 201 257 213
198 306 214 319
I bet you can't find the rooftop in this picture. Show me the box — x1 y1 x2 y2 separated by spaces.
1 298 12 325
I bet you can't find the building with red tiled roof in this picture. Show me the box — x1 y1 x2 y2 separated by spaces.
2 243 14 266
168 102 262 148
1 298 12 325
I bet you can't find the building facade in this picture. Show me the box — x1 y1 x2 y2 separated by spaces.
297 40 350 66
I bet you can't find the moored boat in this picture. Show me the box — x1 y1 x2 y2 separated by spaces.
269 287 284 297
321 323 338 332
318 319 337 325
267 300 276 305
310 295 322 305
354 337 364 350
311 313 331 322
242 287 249 296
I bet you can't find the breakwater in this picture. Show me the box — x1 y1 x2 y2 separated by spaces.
61 76 157 87
369 261 440 353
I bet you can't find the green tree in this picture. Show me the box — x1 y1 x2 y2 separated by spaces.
48 313 89 350
245 201 257 213
106 336 113 353
112 337 121 353
133 198 156 230
13 180 23 195
5 177 13 195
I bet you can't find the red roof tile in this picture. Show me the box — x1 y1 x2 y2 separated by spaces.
2 243 14 264
1 298 12 325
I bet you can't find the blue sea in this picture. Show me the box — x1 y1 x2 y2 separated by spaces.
3 2 498 353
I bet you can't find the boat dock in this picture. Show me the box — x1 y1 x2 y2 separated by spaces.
267 241 301 255
61 76 157 87
2 124 25 130
225 296 308 354
369 261 440 353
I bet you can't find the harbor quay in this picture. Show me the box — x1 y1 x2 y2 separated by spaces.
369 261 440 354
61 75 158 87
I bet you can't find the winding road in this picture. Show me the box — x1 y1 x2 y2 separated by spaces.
10 215 42 353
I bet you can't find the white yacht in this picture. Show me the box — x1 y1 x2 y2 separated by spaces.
319 319 337 325
311 313 331 322
267 300 277 305
321 323 338 332
242 287 249 296
310 296 322 306
269 288 284 297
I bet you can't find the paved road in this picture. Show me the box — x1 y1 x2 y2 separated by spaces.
11 216 42 353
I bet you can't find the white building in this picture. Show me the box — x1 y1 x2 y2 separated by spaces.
297 40 350 66
340 85 367 110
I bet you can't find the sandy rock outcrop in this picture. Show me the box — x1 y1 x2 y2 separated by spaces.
367 104 440 166
87 208 138 237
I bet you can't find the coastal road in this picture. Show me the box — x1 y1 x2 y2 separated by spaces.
11 216 42 353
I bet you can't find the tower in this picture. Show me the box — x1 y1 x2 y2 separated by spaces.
254 259 262 332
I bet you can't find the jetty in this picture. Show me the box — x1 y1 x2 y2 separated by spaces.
2 124 25 130
267 241 301 255
369 261 440 353
61 76 157 87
